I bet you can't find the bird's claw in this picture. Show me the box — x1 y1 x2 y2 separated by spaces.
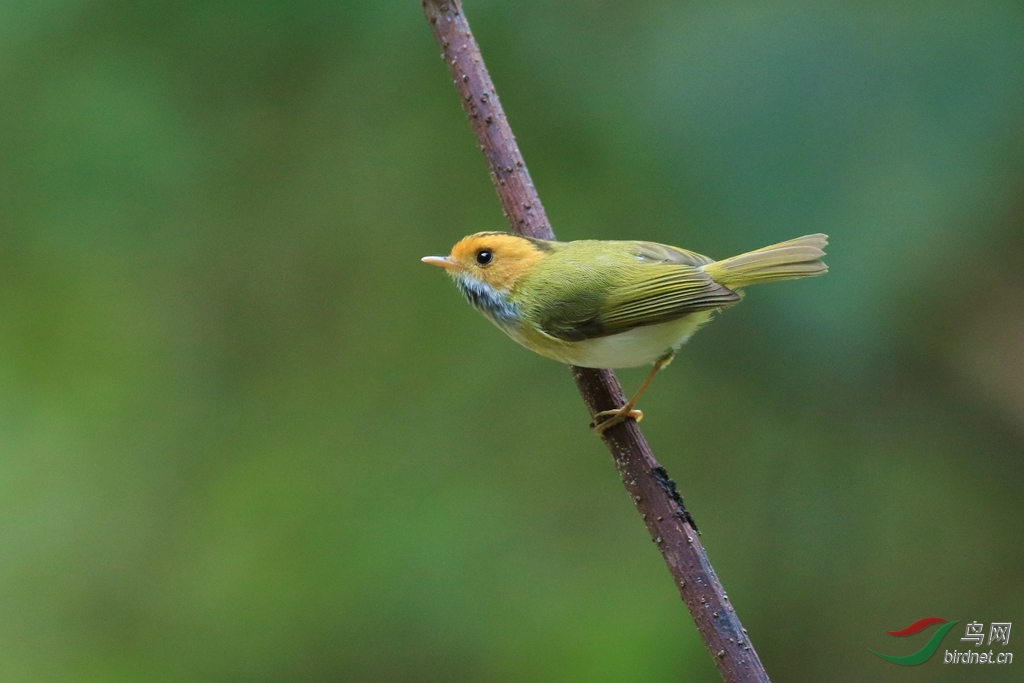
591 408 644 435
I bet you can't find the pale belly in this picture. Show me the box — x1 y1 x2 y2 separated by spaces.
505 312 714 369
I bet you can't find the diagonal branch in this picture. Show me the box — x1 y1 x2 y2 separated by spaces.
421 2 770 681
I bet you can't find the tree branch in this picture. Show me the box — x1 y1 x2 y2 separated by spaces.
421 2 770 681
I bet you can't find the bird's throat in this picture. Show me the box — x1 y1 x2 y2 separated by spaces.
454 275 519 322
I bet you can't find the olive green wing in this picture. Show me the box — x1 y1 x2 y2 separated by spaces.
629 241 716 268
536 242 740 342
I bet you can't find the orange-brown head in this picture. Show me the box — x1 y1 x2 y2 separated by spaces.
422 232 550 291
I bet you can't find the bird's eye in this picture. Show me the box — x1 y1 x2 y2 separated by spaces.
476 250 493 265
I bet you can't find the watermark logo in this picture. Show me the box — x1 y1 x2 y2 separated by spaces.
871 617 1013 666
945 621 1013 665
870 617 959 665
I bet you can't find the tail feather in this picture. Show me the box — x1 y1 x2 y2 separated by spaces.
702 234 828 289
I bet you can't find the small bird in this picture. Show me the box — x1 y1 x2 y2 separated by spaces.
423 232 827 433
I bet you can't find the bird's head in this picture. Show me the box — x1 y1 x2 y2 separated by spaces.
422 232 553 321
422 232 550 291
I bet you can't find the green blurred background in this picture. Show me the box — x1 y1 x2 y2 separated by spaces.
1 1 1022 681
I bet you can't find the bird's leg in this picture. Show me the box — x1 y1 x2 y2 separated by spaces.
592 351 675 435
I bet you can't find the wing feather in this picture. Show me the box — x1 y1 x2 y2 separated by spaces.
537 247 739 342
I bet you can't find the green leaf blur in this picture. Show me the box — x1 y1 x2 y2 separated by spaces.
0 1 1021 682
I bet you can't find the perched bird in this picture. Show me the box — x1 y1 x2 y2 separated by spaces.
423 232 828 433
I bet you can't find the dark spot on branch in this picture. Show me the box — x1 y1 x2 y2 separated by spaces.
651 465 698 532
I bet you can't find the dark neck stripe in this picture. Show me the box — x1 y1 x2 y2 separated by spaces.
455 276 519 321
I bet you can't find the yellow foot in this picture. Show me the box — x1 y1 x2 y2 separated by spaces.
591 408 644 435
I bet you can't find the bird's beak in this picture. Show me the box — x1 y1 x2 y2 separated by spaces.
421 255 457 270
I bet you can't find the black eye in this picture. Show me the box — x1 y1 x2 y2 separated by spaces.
476 250 493 265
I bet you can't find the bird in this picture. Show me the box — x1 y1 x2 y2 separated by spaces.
423 232 828 434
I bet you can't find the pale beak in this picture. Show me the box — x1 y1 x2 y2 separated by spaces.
421 255 457 269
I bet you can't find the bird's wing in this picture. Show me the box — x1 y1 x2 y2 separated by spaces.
537 245 740 342
630 241 716 268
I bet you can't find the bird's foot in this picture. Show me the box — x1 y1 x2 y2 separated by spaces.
591 407 643 435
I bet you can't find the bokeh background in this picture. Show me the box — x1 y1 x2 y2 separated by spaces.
1 1 1022 681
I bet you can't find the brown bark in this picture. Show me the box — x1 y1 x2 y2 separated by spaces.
421 2 771 681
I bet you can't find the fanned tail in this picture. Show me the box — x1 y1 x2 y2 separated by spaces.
702 234 828 289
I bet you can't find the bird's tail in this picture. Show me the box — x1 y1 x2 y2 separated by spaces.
702 234 828 289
